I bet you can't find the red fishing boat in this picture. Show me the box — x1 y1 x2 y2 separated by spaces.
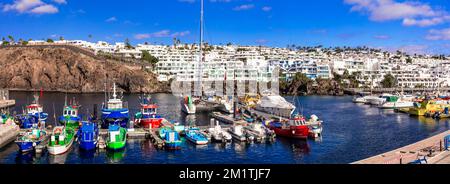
134 95 163 129
267 114 309 139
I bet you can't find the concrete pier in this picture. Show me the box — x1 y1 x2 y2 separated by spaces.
353 130 450 164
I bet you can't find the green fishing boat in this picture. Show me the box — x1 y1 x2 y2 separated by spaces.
58 99 82 130
47 126 75 155
106 124 127 150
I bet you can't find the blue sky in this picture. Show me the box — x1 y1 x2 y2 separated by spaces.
1 0 450 54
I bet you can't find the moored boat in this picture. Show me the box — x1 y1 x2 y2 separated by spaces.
254 94 296 118
306 115 323 138
134 95 163 129
47 126 75 155
228 125 254 142
185 127 209 145
267 114 309 139
208 121 232 142
163 130 182 150
59 100 82 130
77 121 99 151
15 128 47 153
181 96 196 114
106 124 127 150
101 83 130 129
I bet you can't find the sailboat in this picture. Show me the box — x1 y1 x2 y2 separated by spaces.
180 0 205 114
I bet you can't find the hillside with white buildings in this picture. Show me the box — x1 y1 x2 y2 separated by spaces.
10 39 450 88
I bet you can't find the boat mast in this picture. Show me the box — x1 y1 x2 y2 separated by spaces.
197 0 204 97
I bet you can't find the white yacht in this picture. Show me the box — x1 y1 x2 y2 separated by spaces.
379 95 415 109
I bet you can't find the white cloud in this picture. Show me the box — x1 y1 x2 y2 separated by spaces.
344 0 449 27
134 34 151 40
178 0 195 3
262 6 272 12
233 4 254 11
373 35 390 39
134 30 191 40
2 0 61 14
171 31 191 37
30 4 58 14
426 28 450 41
53 0 67 4
105 16 117 22
255 39 268 45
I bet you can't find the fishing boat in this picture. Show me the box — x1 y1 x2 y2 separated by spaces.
158 126 172 139
25 95 48 121
59 99 82 130
180 96 196 114
208 121 232 142
15 128 47 153
228 125 254 142
134 95 163 129
47 126 75 155
163 130 182 150
77 121 98 151
106 124 127 150
244 122 275 141
408 100 447 116
185 127 209 145
306 115 323 138
267 114 309 139
101 83 130 129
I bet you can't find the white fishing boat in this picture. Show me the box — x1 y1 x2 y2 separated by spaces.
228 125 253 142
208 121 232 142
244 122 275 141
47 126 75 155
306 115 323 138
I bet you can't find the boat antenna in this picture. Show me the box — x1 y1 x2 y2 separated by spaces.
53 102 56 126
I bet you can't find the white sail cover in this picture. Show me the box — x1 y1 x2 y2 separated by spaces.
258 95 295 109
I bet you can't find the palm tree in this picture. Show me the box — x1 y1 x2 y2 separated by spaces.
7 35 14 44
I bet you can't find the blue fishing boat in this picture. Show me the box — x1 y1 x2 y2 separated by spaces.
16 114 39 129
185 127 208 145
77 121 98 151
101 83 130 129
15 128 47 152
163 130 182 150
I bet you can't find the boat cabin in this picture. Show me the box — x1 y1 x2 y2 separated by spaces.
26 104 43 114
63 106 79 117
80 122 97 142
141 104 158 115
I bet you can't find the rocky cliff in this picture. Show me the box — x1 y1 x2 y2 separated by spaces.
0 47 170 93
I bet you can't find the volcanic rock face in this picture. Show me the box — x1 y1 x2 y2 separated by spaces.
0 47 169 93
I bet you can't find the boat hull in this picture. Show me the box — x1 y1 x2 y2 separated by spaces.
79 141 97 151
270 125 309 139
185 135 208 145
48 137 74 155
137 118 163 129
16 141 41 152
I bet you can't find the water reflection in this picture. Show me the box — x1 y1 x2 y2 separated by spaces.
15 152 35 164
48 151 70 164
106 149 126 164
79 149 96 159
278 138 310 158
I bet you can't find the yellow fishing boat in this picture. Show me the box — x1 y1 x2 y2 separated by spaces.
408 100 450 116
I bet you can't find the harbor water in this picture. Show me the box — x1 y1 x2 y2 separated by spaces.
0 92 449 164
